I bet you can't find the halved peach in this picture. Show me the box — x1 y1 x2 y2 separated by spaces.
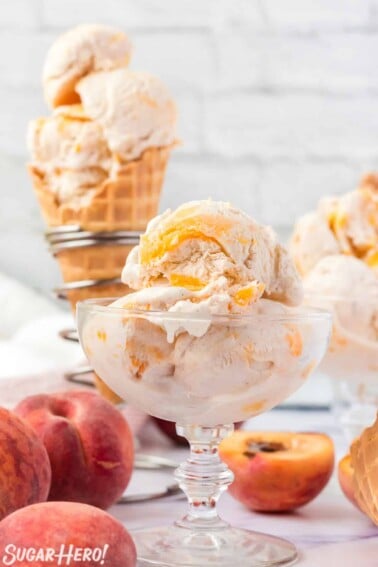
219 431 334 512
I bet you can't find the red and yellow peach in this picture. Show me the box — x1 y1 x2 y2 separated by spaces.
15 390 134 509
219 430 334 512
0 407 51 520
0 501 136 567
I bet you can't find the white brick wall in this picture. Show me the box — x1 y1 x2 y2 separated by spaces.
205 94 378 159
0 0 377 296
261 0 370 30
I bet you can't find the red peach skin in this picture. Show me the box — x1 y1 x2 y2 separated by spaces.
0 407 51 520
0 501 136 567
15 391 134 509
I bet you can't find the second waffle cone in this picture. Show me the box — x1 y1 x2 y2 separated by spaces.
350 413 378 525
55 242 133 313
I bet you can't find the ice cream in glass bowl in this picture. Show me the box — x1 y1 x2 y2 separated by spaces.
78 200 331 566
290 174 378 439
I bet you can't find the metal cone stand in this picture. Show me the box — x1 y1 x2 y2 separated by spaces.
46 225 140 387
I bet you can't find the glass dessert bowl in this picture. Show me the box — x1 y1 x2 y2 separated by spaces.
78 298 331 567
305 292 378 441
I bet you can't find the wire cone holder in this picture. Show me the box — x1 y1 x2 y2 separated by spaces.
46 225 140 403
48 229 139 313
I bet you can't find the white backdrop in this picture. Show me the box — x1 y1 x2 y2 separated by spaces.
0 0 377 295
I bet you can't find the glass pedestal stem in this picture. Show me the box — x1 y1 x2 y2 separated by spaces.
131 422 298 565
174 424 234 530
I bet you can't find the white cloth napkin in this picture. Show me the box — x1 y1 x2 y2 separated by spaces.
0 271 85 406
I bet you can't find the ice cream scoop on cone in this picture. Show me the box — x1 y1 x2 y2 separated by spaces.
290 173 378 276
27 24 178 316
28 25 178 233
350 413 378 525
43 24 133 109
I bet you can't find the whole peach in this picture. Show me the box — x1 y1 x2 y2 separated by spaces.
0 501 136 567
15 391 134 509
0 407 51 520
219 430 334 512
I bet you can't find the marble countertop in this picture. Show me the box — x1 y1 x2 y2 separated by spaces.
111 408 377 567
1 359 375 565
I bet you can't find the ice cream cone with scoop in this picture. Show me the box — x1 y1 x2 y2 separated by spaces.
28 23 177 233
27 24 178 313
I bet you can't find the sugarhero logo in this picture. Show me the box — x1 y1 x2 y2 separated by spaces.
2 544 109 565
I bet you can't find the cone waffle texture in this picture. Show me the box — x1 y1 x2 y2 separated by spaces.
350 412 378 525
56 242 134 312
30 146 171 231
65 281 129 313
56 243 133 282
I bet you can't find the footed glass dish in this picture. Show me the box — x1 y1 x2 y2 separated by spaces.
305 293 378 441
78 299 331 567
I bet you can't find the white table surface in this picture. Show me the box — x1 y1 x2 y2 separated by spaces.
1 364 375 566
1 303 375 566
111 408 378 567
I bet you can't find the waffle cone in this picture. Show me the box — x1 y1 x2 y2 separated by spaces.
350 413 378 525
56 243 133 396
55 242 133 312
65 281 129 314
30 146 171 231
56 243 133 282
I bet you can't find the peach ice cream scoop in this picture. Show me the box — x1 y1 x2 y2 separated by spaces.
123 200 303 306
291 177 378 433
304 255 378 381
28 104 110 207
305 255 378 342
43 24 132 108
28 105 109 171
76 69 177 161
289 211 340 276
28 26 177 219
290 173 378 276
